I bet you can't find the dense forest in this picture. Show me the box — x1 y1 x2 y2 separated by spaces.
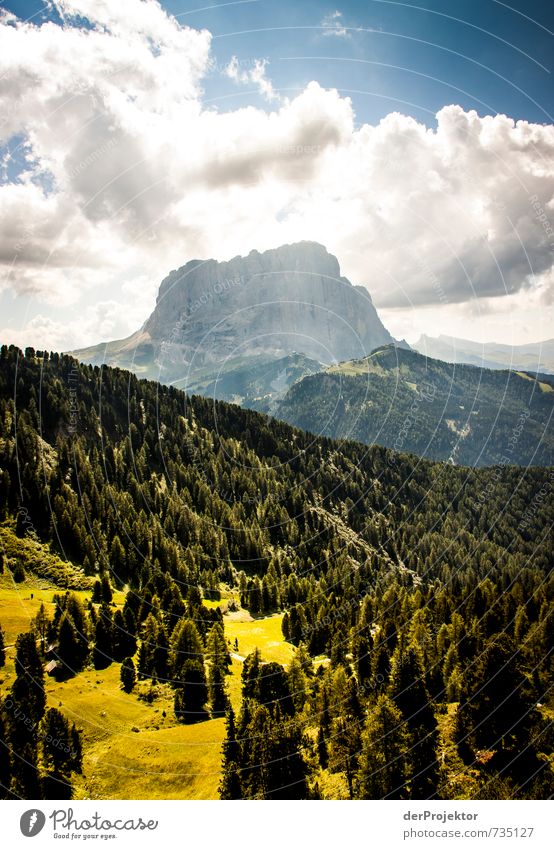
0 344 552 800
274 345 554 467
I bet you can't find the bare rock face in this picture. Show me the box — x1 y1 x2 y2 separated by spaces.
147 241 392 365
71 241 395 401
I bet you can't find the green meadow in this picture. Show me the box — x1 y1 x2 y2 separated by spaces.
0 549 295 799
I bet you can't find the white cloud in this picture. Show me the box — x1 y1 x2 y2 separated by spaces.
224 56 280 103
0 0 212 304
0 1 554 351
0 315 76 351
0 300 127 350
321 10 350 39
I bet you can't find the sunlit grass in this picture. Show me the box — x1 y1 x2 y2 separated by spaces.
224 612 295 666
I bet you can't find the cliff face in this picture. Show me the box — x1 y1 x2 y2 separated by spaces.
143 241 393 367
71 241 395 401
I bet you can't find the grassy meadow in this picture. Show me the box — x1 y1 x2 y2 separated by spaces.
0 537 296 799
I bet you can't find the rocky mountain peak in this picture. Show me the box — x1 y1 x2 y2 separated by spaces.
143 241 388 362
72 242 396 403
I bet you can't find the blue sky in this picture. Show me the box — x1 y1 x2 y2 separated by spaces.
6 0 553 126
1 0 553 349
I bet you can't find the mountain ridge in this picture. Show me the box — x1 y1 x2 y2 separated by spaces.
414 333 554 374
272 344 554 466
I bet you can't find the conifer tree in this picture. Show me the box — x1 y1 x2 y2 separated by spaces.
169 619 204 682
219 707 243 799
206 623 231 675
208 663 229 715
8 633 45 799
329 715 361 799
112 608 136 661
457 634 538 776
32 605 50 657
241 648 262 700
93 606 114 669
357 694 412 799
388 643 438 797
57 612 88 673
40 708 81 799
174 660 207 722
120 657 136 693
0 708 12 799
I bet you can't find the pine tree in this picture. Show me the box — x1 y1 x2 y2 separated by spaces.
357 694 412 799
206 623 231 675
242 704 272 798
40 708 81 800
10 743 42 800
371 641 390 691
256 661 294 716
353 630 372 684
219 707 243 799
57 612 88 674
92 580 102 604
208 663 229 715
112 609 136 661
152 622 169 683
329 715 361 799
11 632 46 727
457 634 538 778
0 707 12 799
8 633 45 799
174 660 208 722
317 724 328 768
388 643 438 797
137 614 158 679
169 619 204 683
287 655 308 713
120 657 137 693
244 705 308 799
32 605 50 657
219 759 242 799
241 648 262 699
93 606 113 669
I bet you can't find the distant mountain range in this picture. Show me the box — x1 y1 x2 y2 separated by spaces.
273 345 554 467
72 241 400 409
414 334 554 375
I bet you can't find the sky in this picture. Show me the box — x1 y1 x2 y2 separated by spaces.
0 0 553 350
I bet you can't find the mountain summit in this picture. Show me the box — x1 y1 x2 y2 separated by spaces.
72 241 396 405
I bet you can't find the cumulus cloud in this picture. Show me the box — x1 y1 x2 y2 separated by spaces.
0 0 554 351
0 0 212 301
0 299 139 350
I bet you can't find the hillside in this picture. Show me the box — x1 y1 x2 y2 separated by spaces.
173 351 323 414
273 345 554 467
0 344 552 800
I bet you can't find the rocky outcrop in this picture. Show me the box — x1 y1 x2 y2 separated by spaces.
71 241 396 394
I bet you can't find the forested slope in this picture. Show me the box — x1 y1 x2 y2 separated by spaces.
274 345 554 466
0 345 552 800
